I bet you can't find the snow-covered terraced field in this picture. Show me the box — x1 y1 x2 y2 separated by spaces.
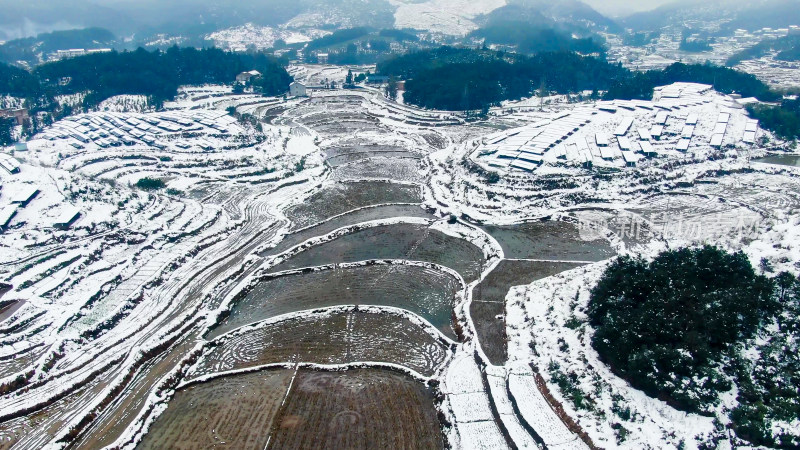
1 76 797 449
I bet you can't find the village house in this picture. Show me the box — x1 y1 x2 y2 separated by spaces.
289 81 308 97
235 70 261 84
0 109 29 126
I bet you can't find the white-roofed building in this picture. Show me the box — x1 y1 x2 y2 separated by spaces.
54 206 81 229
235 70 261 83
0 154 20 175
0 205 17 230
290 81 308 97
11 186 39 207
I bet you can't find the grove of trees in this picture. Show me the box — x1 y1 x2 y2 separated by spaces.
747 98 800 141
588 246 800 447
0 46 292 113
377 46 780 112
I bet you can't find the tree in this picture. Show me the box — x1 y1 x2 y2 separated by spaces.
346 69 353 85
0 118 14 146
588 246 776 412
385 76 399 101
135 177 166 191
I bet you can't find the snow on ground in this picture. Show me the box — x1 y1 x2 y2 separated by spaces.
506 267 719 449
96 95 151 113
2 75 799 449
391 0 507 35
205 23 329 52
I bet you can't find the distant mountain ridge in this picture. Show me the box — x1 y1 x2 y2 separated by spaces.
622 0 800 33
0 0 618 42
0 27 115 66
478 0 620 33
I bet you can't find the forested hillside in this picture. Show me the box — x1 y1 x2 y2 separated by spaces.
0 46 292 110
0 28 116 66
377 47 780 111
470 22 605 56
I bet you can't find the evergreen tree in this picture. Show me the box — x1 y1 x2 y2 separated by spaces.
0 118 14 146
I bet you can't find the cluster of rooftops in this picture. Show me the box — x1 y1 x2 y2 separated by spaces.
474 83 759 174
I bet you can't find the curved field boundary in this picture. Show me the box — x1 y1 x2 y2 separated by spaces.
214 258 466 316
207 303 459 350
181 361 437 389
258 202 431 257
283 180 423 230
210 250 474 338
111 360 446 450
194 306 454 378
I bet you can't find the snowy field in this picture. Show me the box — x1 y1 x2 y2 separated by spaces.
0 75 798 449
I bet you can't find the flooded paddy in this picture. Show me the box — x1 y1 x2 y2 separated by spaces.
269 369 443 449
137 369 293 449
754 154 800 167
197 309 450 377
285 181 422 230
262 204 435 257
472 260 585 365
209 263 461 340
482 220 614 261
269 223 486 282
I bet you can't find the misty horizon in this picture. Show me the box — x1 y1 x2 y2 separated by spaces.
0 0 769 41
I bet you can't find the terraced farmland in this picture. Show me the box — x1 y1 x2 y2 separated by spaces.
269 223 486 282
261 204 436 257
284 181 423 230
482 220 614 261
268 369 444 449
197 308 451 378
3 71 784 450
209 263 461 339
138 369 293 449
472 260 585 365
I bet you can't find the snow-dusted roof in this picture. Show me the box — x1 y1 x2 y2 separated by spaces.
54 206 81 226
0 205 17 227
10 185 39 204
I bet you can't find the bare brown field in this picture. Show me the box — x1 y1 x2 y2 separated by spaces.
137 369 293 450
269 368 443 449
197 309 450 378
